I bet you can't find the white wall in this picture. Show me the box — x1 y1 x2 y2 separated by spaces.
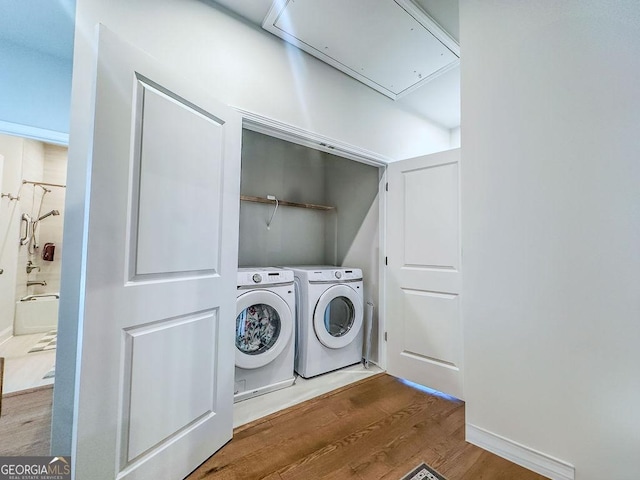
54 0 452 454
69 0 450 162
324 155 380 265
460 1 640 478
342 195 381 364
450 126 461 149
0 40 72 142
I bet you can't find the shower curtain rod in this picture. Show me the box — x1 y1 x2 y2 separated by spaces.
23 180 66 189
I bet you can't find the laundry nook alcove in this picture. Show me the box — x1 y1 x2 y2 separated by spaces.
232 128 384 424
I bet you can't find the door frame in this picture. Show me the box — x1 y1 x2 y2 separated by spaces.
235 108 390 370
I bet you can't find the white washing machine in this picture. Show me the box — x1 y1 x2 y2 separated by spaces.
235 267 295 402
287 266 364 378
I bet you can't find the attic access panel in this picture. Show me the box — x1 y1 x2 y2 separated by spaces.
263 0 459 100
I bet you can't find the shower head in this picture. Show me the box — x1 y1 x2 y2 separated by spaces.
37 210 60 221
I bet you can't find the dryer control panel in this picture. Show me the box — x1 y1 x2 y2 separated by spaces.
307 268 362 283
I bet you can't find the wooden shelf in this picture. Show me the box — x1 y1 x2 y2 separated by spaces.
240 195 335 211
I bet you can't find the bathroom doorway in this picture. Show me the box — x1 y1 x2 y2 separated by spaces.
0 133 67 394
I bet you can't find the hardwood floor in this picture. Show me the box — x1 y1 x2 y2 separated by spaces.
188 374 547 480
234 365 382 428
0 385 52 456
0 374 548 479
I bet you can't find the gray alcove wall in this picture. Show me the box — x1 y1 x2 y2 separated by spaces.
238 130 380 269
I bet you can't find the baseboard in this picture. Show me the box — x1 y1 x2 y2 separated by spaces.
466 423 575 480
0 326 12 346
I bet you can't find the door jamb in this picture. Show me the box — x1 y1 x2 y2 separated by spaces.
237 109 390 167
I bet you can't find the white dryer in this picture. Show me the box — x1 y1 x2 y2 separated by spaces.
235 267 295 402
288 266 364 378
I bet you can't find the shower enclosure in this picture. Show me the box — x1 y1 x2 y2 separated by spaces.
13 180 65 334
0 136 67 342
4 180 66 335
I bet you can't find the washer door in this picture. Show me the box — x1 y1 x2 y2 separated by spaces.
313 284 363 349
236 290 293 369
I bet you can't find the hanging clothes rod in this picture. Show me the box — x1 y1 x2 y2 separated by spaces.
23 180 66 189
240 195 335 211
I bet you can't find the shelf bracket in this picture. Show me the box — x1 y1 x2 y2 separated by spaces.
266 195 279 229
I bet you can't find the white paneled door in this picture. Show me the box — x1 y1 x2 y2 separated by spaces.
72 27 241 479
386 149 463 399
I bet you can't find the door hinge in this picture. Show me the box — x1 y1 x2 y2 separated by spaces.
384 331 388 341
385 182 388 192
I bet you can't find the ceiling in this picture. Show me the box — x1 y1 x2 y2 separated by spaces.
0 0 459 129
213 0 460 129
0 0 75 60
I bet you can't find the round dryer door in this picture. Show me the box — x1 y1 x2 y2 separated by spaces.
235 290 293 369
313 284 363 349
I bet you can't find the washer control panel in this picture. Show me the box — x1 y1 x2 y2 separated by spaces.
237 268 294 287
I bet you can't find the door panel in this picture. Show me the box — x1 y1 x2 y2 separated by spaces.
386 149 463 399
401 289 458 364
125 311 216 461
72 26 240 479
403 162 459 269
134 79 223 276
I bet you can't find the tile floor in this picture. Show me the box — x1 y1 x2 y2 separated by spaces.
0 333 56 394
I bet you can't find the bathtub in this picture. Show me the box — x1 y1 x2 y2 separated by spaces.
14 294 59 335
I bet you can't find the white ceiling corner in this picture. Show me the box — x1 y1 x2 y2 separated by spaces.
262 0 459 100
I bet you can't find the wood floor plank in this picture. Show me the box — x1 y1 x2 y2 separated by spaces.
0 385 52 456
279 394 445 478
309 379 462 479
189 374 549 480
350 453 395 480
0 374 550 479
191 375 399 479
377 400 464 469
